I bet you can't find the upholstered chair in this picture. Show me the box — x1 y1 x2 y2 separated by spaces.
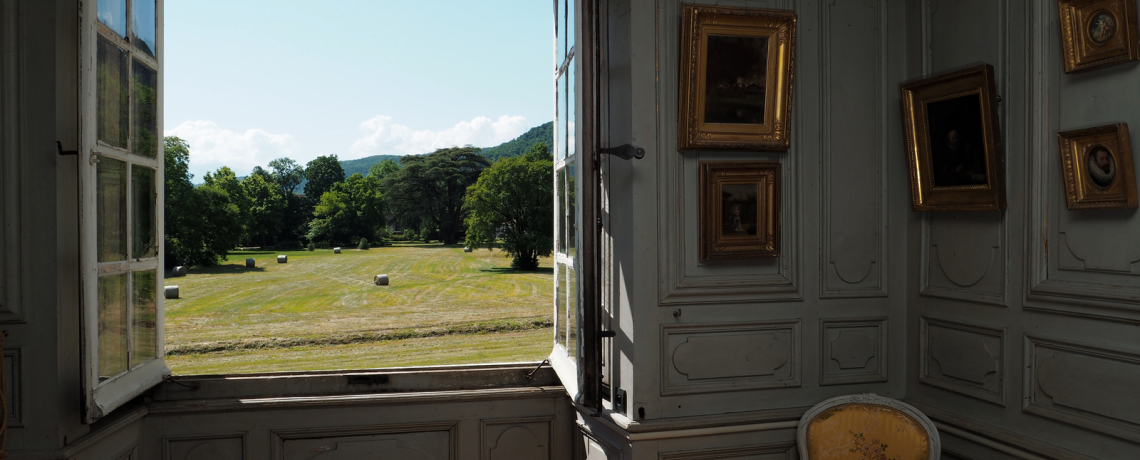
797 394 940 460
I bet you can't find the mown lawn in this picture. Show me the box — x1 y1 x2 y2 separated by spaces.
164 242 554 374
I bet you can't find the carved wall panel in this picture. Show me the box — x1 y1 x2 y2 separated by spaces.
164 434 245 460
659 442 796 460
481 417 552 460
920 319 1004 405
4 348 20 426
662 322 800 395
0 0 23 322
1025 336 1140 443
273 423 456 460
820 318 887 386
657 0 800 307
820 0 889 298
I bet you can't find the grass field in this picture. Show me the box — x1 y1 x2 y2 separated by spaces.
164 243 554 374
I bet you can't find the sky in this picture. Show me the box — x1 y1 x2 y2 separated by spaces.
164 0 553 180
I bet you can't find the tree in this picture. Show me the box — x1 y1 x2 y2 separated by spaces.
203 166 251 243
242 173 286 246
306 173 385 246
368 159 401 181
384 147 490 245
268 157 305 195
268 157 308 244
464 142 554 270
163 137 242 267
304 155 345 203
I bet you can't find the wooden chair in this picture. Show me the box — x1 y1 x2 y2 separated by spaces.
797 394 940 460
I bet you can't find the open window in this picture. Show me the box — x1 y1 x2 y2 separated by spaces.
79 0 167 422
550 0 602 409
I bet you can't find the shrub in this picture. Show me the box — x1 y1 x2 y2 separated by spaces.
306 241 315 251
358 238 370 250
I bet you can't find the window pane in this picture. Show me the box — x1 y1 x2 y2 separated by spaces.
557 72 567 161
97 0 127 37
131 270 157 366
557 167 568 253
98 157 128 262
567 164 577 255
98 273 129 381
556 263 567 347
567 264 578 361
131 60 158 158
132 165 156 259
131 0 157 57
97 36 129 149
567 61 577 159
567 0 576 56
556 0 566 66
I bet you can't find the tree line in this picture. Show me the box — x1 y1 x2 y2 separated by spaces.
164 136 554 271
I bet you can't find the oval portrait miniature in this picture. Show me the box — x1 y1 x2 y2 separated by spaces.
1088 10 1117 45
1087 145 1117 187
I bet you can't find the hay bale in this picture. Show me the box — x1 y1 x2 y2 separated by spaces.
171 266 186 277
374 274 389 286
334 247 342 254
164 286 180 299
277 255 288 263
246 258 255 267
463 247 472 253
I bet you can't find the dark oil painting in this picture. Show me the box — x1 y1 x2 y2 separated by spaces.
1087 145 1117 187
926 93 989 187
721 183 758 237
704 34 769 125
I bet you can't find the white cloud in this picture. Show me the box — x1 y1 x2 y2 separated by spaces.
165 120 299 178
349 115 529 158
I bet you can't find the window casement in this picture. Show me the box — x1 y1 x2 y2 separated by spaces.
551 0 602 410
79 0 167 422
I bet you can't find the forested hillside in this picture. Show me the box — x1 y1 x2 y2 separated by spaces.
478 121 553 162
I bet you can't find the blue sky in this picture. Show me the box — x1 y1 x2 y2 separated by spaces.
164 0 553 180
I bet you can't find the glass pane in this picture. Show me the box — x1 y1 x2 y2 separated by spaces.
131 60 158 158
98 157 128 262
567 164 577 255
557 72 567 161
567 264 578 361
556 0 566 66
131 0 157 57
567 0 576 56
557 167 568 253
98 273 129 381
567 61 577 160
97 0 127 37
556 263 567 347
132 165 156 258
131 270 157 366
97 36 129 149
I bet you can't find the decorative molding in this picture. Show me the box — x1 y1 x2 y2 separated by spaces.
657 0 801 307
819 318 888 386
164 433 246 460
661 321 800 395
819 0 889 299
1024 335 1140 444
0 0 23 323
480 416 553 460
659 441 796 460
920 318 1005 406
4 347 20 427
271 422 457 460
908 400 1101 460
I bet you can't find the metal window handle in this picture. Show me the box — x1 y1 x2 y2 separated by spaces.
599 144 644 160
56 141 78 156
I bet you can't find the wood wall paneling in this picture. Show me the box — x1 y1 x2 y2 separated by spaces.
661 321 800 395
658 442 796 460
164 434 246 460
819 318 887 386
920 318 1004 406
480 417 553 460
272 423 457 460
0 0 23 322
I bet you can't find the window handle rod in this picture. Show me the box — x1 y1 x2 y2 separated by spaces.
56 141 78 156
599 144 644 160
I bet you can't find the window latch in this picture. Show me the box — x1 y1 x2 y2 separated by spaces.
599 144 644 160
56 141 78 156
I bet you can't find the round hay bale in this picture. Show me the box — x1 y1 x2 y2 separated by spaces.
245 258 255 267
374 274 389 286
277 255 288 263
171 266 186 277
463 247 472 253
334 247 342 254
164 286 180 299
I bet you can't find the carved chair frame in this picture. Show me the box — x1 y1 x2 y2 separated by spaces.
796 393 941 460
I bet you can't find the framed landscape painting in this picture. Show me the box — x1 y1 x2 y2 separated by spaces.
1058 123 1138 209
1058 0 1140 73
678 5 796 151
700 161 781 261
900 64 1006 212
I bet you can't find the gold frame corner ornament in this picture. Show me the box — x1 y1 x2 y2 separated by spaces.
900 64 1006 212
699 161 781 261
1058 123 1139 210
678 4 796 151
1058 0 1140 73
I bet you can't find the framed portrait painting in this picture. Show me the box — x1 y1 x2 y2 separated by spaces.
700 161 780 261
1058 123 1138 209
1058 0 1140 73
678 5 796 151
900 64 1006 212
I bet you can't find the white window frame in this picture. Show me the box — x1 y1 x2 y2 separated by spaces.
78 0 168 422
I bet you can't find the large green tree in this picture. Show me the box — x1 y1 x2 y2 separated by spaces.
368 158 401 181
268 157 308 243
464 142 554 270
163 137 242 267
242 173 286 246
303 155 346 203
306 173 385 246
384 147 490 245
203 166 251 243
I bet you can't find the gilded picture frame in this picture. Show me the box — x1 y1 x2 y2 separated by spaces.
700 161 781 261
1058 123 1138 210
1058 0 1140 73
900 64 1006 212
678 5 796 151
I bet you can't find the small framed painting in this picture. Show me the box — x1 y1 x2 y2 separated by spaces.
678 5 797 151
1058 0 1140 73
1058 123 1138 210
700 161 781 261
900 64 1006 211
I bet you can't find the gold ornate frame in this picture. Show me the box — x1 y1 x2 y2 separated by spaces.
700 161 781 261
900 64 1006 212
678 5 796 151
1059 0 1140 73
1058 123 1138 209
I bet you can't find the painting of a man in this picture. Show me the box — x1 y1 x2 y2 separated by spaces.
1087 145 1116 187
926 94 989 187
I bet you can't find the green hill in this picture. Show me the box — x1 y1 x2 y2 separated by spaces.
478 121 553 162
340 154 403 178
